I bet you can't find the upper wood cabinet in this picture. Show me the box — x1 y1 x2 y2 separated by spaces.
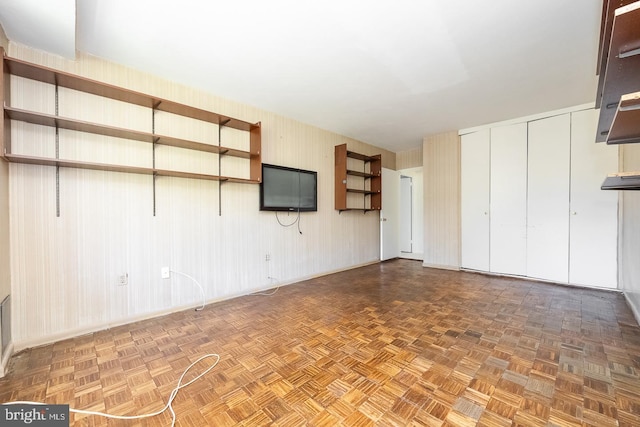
334 144 381 212
1 52 262 184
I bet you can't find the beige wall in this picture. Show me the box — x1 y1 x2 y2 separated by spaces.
0 28 10 304
6 42 394 348
396 147 423 169
620 144 640 319
422 131 460 269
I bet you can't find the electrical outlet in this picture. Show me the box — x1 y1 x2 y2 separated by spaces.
118 274 128 286
161 267 170 279
265 254 270 262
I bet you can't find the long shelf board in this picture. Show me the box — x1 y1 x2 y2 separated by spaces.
607 92 640 144
346 150 380 162
337 208 380 213
602 171 640 190
3 154 259 184
346 188 378 195
346 169 377 178
596 1 640 142
4 56 259 132
4 106 252 158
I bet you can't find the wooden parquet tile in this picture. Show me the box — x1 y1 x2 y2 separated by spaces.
2 259 640 426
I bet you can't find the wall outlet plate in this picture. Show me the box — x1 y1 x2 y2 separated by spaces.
161 267 170 279
118 274 128 286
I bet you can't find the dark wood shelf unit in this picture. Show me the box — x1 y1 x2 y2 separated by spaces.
606 91 640 144
337 208 379 213
595 1 640 142
346 169 377 179
596 0 637 108
346 188 378 195
1 50 263 213
601 171 640 190
335 143 381 213
597 2 640 190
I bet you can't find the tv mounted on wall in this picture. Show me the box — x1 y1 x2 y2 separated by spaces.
260 164 317 212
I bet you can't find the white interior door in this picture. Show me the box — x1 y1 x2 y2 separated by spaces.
400 176 412 253
490 123 528 276
381 168 400 261
527 113 571 283
569 109 618 288
461 130 490 271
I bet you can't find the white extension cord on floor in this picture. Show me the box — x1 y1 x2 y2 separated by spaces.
170 269 206 311
3 353 220 426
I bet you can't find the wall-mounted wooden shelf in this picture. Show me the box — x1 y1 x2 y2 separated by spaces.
3 56 256 132
595 1 640 142
596 2 640 190
601 171 640 190
606 91 640 144
3 106 253 158
335 143 381 213
1 51 262 214
3 153 257 184
595 0 638 108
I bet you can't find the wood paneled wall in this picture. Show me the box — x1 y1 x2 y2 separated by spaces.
422 131 460 269
0 29 9 377
0 30 10 304
620 144 640 320
6 43 394 349
396 147 423 169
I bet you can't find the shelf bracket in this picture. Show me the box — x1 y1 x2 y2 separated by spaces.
152 108 158 216
619 47 640 59
217 121 225 216
55 83 60 217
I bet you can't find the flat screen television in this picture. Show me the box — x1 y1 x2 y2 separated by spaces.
260 164 317 212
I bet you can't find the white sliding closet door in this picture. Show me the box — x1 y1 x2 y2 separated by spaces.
490 123 527 276
527 114 571 283
461 130 490 271
569 109 618 288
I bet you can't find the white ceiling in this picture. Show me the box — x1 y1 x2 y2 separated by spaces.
0 0 602 152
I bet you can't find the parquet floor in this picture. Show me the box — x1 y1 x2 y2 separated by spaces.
1 259 640 426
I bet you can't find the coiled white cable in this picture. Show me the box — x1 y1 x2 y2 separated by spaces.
3 353 220 426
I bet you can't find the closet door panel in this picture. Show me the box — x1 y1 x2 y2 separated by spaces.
461 130 490 271
527 114 571 283
490 123 528 276
569 109 618 288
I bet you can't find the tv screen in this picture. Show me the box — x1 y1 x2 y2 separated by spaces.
260 164 317 212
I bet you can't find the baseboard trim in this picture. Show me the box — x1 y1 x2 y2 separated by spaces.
623 292 640 325
422 262 460 271
459 268 623 292
12 260 381 353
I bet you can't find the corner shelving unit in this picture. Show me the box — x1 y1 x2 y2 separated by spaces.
334 143 381 213
0 50 262 215
596 1 640 190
